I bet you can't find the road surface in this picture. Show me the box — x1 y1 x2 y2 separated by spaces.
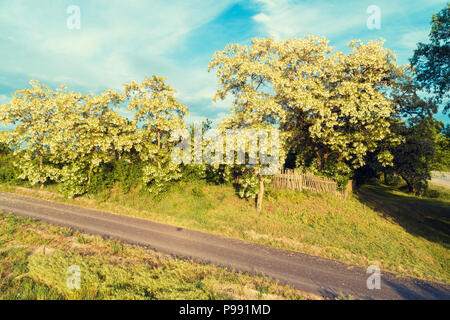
431 171 450 189
0 192 449 300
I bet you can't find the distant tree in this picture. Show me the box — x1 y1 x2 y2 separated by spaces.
410 3 449 114
358 65 440 189
390 66 438 119
391 117 441 195
431 124 450 171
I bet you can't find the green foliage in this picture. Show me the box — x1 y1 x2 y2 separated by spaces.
295 154 352 188
180 164 207 182
58 163 89 197
87 163 115 195
236 172 259 199
0 77 189 198
142 161 181 195
410 3 449 113
0 145 21 185
58 159 143 197
320 163 352 190
431 125 450 171
113 159 143 193
358 57 442 192
392 117 440 195
384 174 403 187
205 164 232 185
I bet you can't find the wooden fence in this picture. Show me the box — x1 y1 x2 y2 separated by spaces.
273 169 353 199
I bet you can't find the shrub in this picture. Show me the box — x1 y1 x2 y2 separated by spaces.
113 159 143 193
58 164 89 197
180 164 207 182
87 163 115 195
0 147 22 185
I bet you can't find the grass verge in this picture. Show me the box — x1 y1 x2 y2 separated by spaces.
0 211 316 300
0 181 449 284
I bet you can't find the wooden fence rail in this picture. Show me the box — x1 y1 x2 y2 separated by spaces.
273 169 353 199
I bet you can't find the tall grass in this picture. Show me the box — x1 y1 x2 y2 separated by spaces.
0 211 311 300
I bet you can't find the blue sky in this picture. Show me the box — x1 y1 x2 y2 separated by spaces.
0 0 448 127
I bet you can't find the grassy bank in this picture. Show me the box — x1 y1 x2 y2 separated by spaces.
0 211 315 300
0 181 449 284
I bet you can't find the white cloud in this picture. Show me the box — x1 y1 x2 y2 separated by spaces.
251 0 367 39
399 29 429 50
251 0 448 42
0 0 241 127
2 0 446 125
0 0 237 91
0 94 10 104
174 71 232 112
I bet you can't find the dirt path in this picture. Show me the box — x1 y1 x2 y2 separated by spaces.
0 192 449 300
431 171 450 189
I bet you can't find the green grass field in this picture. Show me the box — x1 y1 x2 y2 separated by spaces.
1 181 449 284
0 212 314 300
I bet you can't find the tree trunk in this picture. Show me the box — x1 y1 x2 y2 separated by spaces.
157 131 161 150
39 152 44 189
314 147 322 171
157 131 161 169
256 174 264 212
87 163 93 186
400 174 413 193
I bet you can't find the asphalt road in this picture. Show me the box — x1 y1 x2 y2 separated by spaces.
0 192 449 300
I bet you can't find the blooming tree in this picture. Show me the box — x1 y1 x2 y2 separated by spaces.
0 80 69 188
123 76 189 193
52 89 135 195
210 36 405 207
209 38 286 211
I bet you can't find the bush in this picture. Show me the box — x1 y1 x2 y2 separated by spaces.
180 164 207 182
59 164 89 197
0 147 22 185
87 163 115 195
113 159 143 193
205 164 232 185
0 161 19 184
142 161 182 195
384 174 403 186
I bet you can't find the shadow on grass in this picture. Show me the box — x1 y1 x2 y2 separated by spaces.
380 276 450 300
355 184 450 247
